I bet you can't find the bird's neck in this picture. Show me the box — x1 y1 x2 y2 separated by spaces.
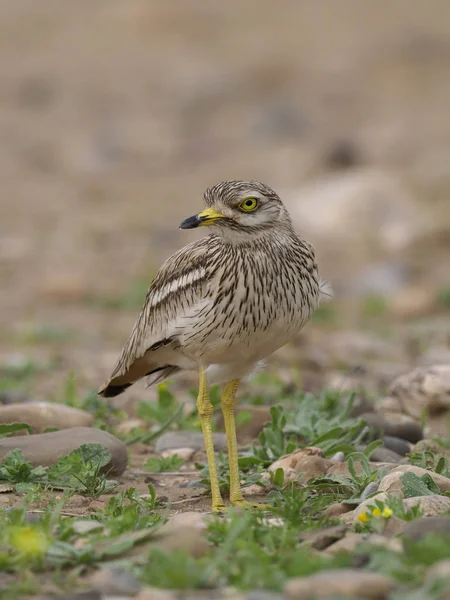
211 225 296 247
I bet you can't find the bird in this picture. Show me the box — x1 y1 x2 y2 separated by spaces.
98 180 330 511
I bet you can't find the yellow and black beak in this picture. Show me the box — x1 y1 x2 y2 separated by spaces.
179 207 226 230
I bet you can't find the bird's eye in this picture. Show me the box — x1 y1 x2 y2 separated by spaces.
239 197 258 212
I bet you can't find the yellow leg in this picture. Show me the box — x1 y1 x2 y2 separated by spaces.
221 380 270 510
197 367 225 512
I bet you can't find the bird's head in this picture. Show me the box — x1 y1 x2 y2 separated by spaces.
179 180 292 237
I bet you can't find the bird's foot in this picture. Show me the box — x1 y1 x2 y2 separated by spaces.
211 502 227 513
230 499 272 511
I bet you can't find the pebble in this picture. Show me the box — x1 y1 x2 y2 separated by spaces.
331 451 345 462
382 435 411 456
402 516 450 542
284 568 394 599
0 390 31 405
368 446 403 464
388 364 450 418
412 439 450 463
268 447 332 483
135 589 176 600
155 431 228 453
114 418 147 437
0 402 94 434
160 447 196 461
89 566 141 596
361 412 423 443
326 533 403 555
0 427 128 475
378 465 450 496
301 524 348 550
324 502 354 519
161 511 209 531
361 482 380 499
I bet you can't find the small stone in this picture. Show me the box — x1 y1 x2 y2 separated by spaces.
403 494 450 518
326 533 403 555
301 524 348 550
368 447 402 464
426 559 450 582
55 591 102 600
388 364 450 418
324 502 354 519
155 431 227 453
162 511 209 531
353 492 390 522
331 451 345 462
378 465 450 496
268 447 332 482
0 427 128 475
115 419 147 437
284 569 394 599
73 520 104 535
361 412 423 443
402 516 450 542
361 482 380 499
382 436 411 456
0 391 31 405
0 402 94 434
135 588 176 600
160 447 196 461
413 439 450 464
89 566 141 596
150 524 209 558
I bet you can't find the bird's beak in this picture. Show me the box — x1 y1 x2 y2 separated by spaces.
179 207 226 229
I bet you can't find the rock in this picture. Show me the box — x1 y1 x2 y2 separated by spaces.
268 447 332 482
284 568 394 599
0 391 31 405
402 516 450 542
151 524 209 558
331 451 345 462
162 512 209 531
382 436 411 456
216 405 271 443
301 524 348 550
155 431 227 453
89 566 141 596
0 402 94 434
55 591 102 600
426 559 450 582
326 533 403 555
413 439 450 463
403 494 450 518
361 412 423 443
361 482 380 500
368 447 402 464
378 465 450 496
160 448 196 461
135 588 176 600
114 418 146 437
353 492 390 522
388 364 450 418
0 427 128 475
324 502 354 519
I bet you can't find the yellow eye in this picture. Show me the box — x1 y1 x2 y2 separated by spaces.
239 197 258 212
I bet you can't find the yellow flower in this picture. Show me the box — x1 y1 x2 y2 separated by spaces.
357 511 370 523
372 508 381 518
9 526 49 557
381 507 393 519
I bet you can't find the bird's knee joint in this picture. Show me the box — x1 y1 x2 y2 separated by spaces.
197 401 213 419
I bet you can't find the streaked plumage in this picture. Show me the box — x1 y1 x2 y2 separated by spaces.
99 180 330 511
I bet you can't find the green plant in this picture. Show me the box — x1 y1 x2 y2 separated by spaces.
145 455 184 472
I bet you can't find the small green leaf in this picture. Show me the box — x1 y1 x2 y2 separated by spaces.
0 423 32 437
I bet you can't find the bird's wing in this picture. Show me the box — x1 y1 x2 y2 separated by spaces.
98 236 219 397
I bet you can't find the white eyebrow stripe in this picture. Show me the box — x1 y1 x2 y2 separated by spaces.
149 267 207 308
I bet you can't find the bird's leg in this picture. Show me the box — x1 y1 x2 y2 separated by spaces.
197 367 225 512
222 380 271 510
221 379 244 505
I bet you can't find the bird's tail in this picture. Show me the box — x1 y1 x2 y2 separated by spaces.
318 280 333 303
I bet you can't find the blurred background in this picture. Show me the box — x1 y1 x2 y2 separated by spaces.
0 0 449 401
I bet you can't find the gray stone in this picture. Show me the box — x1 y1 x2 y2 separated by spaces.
361 412 423 443
89 566 141 596
0 391 31 405
285 568 394 599
0 401 94 434
383 436 411 456
361 482 380 500
301 524 348 550
0 427 128 475
403 516 450 542
369 446 402 463
331 451 345 462
155 431 228 453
